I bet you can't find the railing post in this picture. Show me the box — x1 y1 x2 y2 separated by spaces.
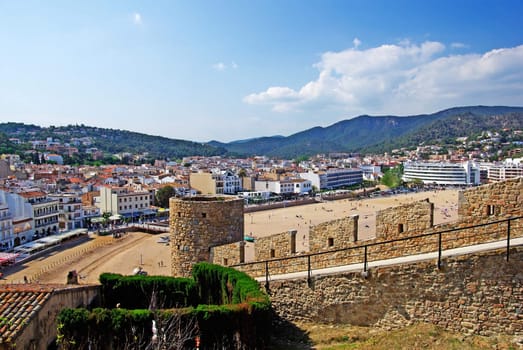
307 255 311 287
437 232 442 269
264 261 270 292
506 219 511 262
363 245 368 272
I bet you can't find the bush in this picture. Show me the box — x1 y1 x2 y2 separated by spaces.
59 264 272 349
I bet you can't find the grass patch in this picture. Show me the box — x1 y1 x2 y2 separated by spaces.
270 322 518 350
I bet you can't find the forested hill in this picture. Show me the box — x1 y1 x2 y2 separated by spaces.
0 123 226 162
1 106 522 162
209 106 523 157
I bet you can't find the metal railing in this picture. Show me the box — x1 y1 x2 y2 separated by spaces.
233 216 522 291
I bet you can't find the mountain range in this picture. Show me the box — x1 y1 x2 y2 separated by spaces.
209 106 523 157
1 106 522 160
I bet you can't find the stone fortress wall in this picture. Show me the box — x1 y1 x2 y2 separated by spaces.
255 229 297 261
458 177 522 222
269 246 523 336
231 177 522 277
375 198 433 239
175 178 522 336
169 196 244 277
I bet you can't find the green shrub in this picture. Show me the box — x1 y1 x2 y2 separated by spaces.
99 273 197 309
59 264 271 349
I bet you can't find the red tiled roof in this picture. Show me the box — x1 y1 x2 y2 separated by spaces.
69 177 83 184
18 191 46 199
0 284 56 343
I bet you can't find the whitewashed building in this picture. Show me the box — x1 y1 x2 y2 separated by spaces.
402 161 480 185
299 168 363 190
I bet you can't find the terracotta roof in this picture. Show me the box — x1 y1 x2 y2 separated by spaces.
69 177 83 184
18 191 46 198
0 284 55 343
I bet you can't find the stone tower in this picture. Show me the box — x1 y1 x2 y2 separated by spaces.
170 196 244 277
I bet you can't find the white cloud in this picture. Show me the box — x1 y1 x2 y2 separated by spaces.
212 61 239 71
353 37 361 48
244 41 523 116
212 62 226 71
133 13 142 25
451 42 468 49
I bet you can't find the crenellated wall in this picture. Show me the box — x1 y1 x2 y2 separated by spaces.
375 198 434 239
309 215 358 252
255 230 297 261
458 177 522 223
211 241 245 266
234 178 523 280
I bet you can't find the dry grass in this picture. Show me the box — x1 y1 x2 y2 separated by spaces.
269 322 520 350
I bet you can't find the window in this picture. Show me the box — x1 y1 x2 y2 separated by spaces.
487 205 496 216
398 223 404 233
223 258 228 266
328 237 334 247
270 249 275 258
178 212 181 217
202 213 207 218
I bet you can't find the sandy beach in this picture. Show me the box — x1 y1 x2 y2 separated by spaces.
1 189 458 285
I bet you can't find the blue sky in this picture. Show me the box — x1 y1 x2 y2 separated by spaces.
1 1 522 142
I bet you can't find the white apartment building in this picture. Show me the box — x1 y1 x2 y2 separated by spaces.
19 191 60 238
238 191 272 204
82 205 101 228
485 160 523 182
359 165 382 181
48 193 84 230
97 186 154 219
299 168 363 190
254 178 312 197
402 161 480 185
190 170 241 195
0 190 34 246
0 202 13 251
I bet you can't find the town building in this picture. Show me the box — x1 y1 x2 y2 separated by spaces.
402 161 481 185
190 170 241 195
254 178 312 197
97 186 154 220
299 168 363 190
0 201 13 251
18 191 59 238
486 159 523 182
359 164 382 181
0 191 34 247
48 193 84 230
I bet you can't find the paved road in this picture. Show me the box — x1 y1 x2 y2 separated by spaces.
256 237 523 282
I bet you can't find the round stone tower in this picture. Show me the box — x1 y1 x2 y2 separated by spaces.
169 196 244 277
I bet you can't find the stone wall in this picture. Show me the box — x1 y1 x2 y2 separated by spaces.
211 241 245 266
236 215 522 278
11 285 99 350
309 215 358 252
375 198 434 239
267 247 523 336
255 230 297 261
234 179 522 278
458 177 522 223
170 196 244 277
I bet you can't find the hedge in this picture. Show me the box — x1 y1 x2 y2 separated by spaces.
58 263 271 349
99 273 198 309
